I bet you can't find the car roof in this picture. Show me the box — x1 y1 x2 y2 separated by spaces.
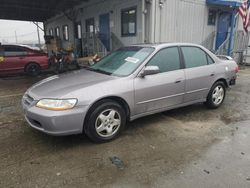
131 43 204 49
1 44 33 49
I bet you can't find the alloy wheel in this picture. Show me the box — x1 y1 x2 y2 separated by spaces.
212 85 225 105
95 109 121 137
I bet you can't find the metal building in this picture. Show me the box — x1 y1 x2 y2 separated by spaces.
0 0 248 59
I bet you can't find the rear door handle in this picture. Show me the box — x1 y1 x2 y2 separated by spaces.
210 73 215 77
175 79 182 84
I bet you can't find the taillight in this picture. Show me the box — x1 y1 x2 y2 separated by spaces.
235 65 239 73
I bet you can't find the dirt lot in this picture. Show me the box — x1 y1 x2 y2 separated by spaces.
0 68 250 188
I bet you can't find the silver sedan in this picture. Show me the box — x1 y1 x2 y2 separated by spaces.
22 43 238 142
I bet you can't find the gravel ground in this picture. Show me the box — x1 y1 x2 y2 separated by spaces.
0 67 250 188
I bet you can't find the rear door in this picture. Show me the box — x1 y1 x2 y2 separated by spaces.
134 47 185 114
2 45 28 71
181 46 216 102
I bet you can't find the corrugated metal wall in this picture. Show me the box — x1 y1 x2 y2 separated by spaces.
44 0 218 50
149 0 216 44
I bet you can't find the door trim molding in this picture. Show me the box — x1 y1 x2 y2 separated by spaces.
186 88 208 94
137 93 185 105
137 88 208 105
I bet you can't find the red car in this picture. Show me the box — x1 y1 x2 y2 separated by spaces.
0 44 49 76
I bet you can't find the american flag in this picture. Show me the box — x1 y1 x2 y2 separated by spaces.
239 0 250 33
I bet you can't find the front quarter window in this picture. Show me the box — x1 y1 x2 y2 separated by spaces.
90 47 154 76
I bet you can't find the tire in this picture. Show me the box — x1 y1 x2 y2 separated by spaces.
205 81 226 109
25 63 41 76
84 100 126 143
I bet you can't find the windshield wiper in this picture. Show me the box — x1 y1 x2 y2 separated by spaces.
85 67 111 75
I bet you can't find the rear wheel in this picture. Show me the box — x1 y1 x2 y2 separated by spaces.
84 100 126 143
25 63 41 76
205 81 226 109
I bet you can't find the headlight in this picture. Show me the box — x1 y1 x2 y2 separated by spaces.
36 99 77 111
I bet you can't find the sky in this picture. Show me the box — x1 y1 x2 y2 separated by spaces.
0 20 44 44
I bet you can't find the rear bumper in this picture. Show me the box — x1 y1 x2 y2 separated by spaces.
40 63 49 70
229 78 236 86
229 76 237 86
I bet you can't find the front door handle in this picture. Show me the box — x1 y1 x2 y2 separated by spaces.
210 72 215 76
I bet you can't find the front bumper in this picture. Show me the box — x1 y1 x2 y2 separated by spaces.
22 96 88 136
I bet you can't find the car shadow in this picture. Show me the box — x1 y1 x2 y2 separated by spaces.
125 103 209 131
28 103 210 146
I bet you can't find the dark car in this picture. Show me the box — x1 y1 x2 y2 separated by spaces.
0 44 49 76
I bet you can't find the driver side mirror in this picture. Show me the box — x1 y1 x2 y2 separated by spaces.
139 66 160 77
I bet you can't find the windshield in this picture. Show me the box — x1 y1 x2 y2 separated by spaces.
90 46 154 77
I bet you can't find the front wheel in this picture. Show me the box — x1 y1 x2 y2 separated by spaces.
205 81 226 109
84 100 126 143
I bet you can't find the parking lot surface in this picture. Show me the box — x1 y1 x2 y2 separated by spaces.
0 68 250 188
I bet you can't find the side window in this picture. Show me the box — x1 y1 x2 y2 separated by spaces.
207 55 215 64
55 27 60 37
147 47 181 73
76 23 82 39
4 46 27 56
49 28 53 36
0 45 3 56
208 10 216 25
121 7 137 36
63 25 69 41
181 47 208 68
86 18 95 33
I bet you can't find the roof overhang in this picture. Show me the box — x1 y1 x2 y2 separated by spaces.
206 0 244 7
0 0 89 22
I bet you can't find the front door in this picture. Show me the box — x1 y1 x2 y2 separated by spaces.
216 12 231 50
99 13 110 51
134 47 185 115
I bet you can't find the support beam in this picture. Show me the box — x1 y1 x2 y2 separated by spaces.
32 22 44 32
228 9 236 56
0 0 86 22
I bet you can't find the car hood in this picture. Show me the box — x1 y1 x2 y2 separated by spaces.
27 69 116 99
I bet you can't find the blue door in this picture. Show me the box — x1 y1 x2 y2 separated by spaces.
99 14 110 51
215 12 231 50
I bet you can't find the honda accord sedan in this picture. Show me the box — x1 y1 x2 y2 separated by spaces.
22 43 238 142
